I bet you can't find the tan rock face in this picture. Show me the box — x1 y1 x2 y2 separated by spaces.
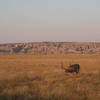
0 42 100 54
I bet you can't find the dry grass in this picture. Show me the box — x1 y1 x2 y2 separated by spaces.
0 54 100 100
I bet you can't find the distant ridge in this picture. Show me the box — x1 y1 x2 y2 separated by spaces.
0 42 100 54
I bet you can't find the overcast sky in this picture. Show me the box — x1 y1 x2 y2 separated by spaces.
0 0 100 43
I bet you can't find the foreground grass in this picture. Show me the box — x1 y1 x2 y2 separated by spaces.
0 54 100 100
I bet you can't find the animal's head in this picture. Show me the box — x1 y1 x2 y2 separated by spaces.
65 68 74 73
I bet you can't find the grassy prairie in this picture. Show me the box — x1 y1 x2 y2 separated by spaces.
0 54 100 100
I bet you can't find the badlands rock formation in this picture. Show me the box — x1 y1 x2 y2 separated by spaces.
0 42 100 54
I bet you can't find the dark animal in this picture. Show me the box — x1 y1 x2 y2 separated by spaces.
61 63 80 74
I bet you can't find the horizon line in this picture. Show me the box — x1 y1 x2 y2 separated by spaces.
0 41 100 45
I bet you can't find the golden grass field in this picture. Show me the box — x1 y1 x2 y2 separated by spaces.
0 54 100 100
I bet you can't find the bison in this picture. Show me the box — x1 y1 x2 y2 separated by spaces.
61 63 80 74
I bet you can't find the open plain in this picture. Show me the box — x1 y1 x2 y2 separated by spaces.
0 53 100 100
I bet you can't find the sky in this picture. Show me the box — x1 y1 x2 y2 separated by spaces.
0 0 100 43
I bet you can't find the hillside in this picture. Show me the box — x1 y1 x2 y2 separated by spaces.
0 42 100 54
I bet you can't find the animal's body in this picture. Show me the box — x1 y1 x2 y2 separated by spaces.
61 64 80 74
